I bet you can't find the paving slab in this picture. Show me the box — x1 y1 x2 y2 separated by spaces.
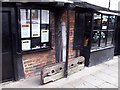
1 56 118 88
98 82 117 88
68 78 98 88
81 74 105 87
58 84 74 88
91 71 118 87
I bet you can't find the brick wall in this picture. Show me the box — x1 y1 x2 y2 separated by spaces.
68 10 76 60
22 9 76 78
22 11 56 78
60 9 76 61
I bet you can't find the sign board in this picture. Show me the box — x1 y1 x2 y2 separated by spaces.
22 40 31 51
41 29 49 43
32 24 40 37
21 24 30 38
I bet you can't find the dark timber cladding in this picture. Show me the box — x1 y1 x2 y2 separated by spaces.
1 3 25 82
114 16 120 55
74 2 119 66
1 2 52 82
1 2 74 82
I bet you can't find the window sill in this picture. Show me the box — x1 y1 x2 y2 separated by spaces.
91 45 114 52
21 47 52 55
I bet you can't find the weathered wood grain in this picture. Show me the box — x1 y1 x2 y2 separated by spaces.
40 56 85 84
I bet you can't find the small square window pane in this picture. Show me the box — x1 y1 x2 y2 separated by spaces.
32 24 40 37
41 29 49 43
20 9 30 24
31 10 40 37
108 16 115 30
100 31 107 47
93 13 101 30
22 40 31 51
91 31 100 49
31 38 40 49
41 24 49 30
102 15 108 30
41 24 46 29
107 31 114 45
31 10 40 23
21 24 30 38
46 25 49 29
41 10 49 24
20 9 30 38
20 9 26 23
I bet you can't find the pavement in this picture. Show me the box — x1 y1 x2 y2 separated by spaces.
1 56 118 88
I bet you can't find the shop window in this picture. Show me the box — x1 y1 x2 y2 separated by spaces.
20 9 50 52
93 13 101 30
91 31 100 49
107 16 116 46
107 16 115 46
91 13 115 50
31 10 40 38
100 31 107 47
107 31 114 45
102 15 108 30
100 15 108 47
31 38 40 49
108 16 115 30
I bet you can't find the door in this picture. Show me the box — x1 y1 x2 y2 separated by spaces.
1 8 15 82
82 13 92 66
74 12 85 50
74 10 92 66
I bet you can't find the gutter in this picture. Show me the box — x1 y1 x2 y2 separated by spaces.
1 0 73 3
98 10 120 16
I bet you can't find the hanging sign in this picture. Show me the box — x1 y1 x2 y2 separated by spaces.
41 29 49 43
21 24 30 38
22 40 31 51
32 24 40 37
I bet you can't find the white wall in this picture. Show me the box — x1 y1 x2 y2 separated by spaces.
119 1 120 11
110 0 120 11
80 0 120 11
81 0 109 9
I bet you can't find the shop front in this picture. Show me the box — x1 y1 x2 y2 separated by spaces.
1 2 79 83
73 2 119 66
1 2 66 82
1 1 119 83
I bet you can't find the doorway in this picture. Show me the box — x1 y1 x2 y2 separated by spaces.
1 8 15 82
74 9 92 66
